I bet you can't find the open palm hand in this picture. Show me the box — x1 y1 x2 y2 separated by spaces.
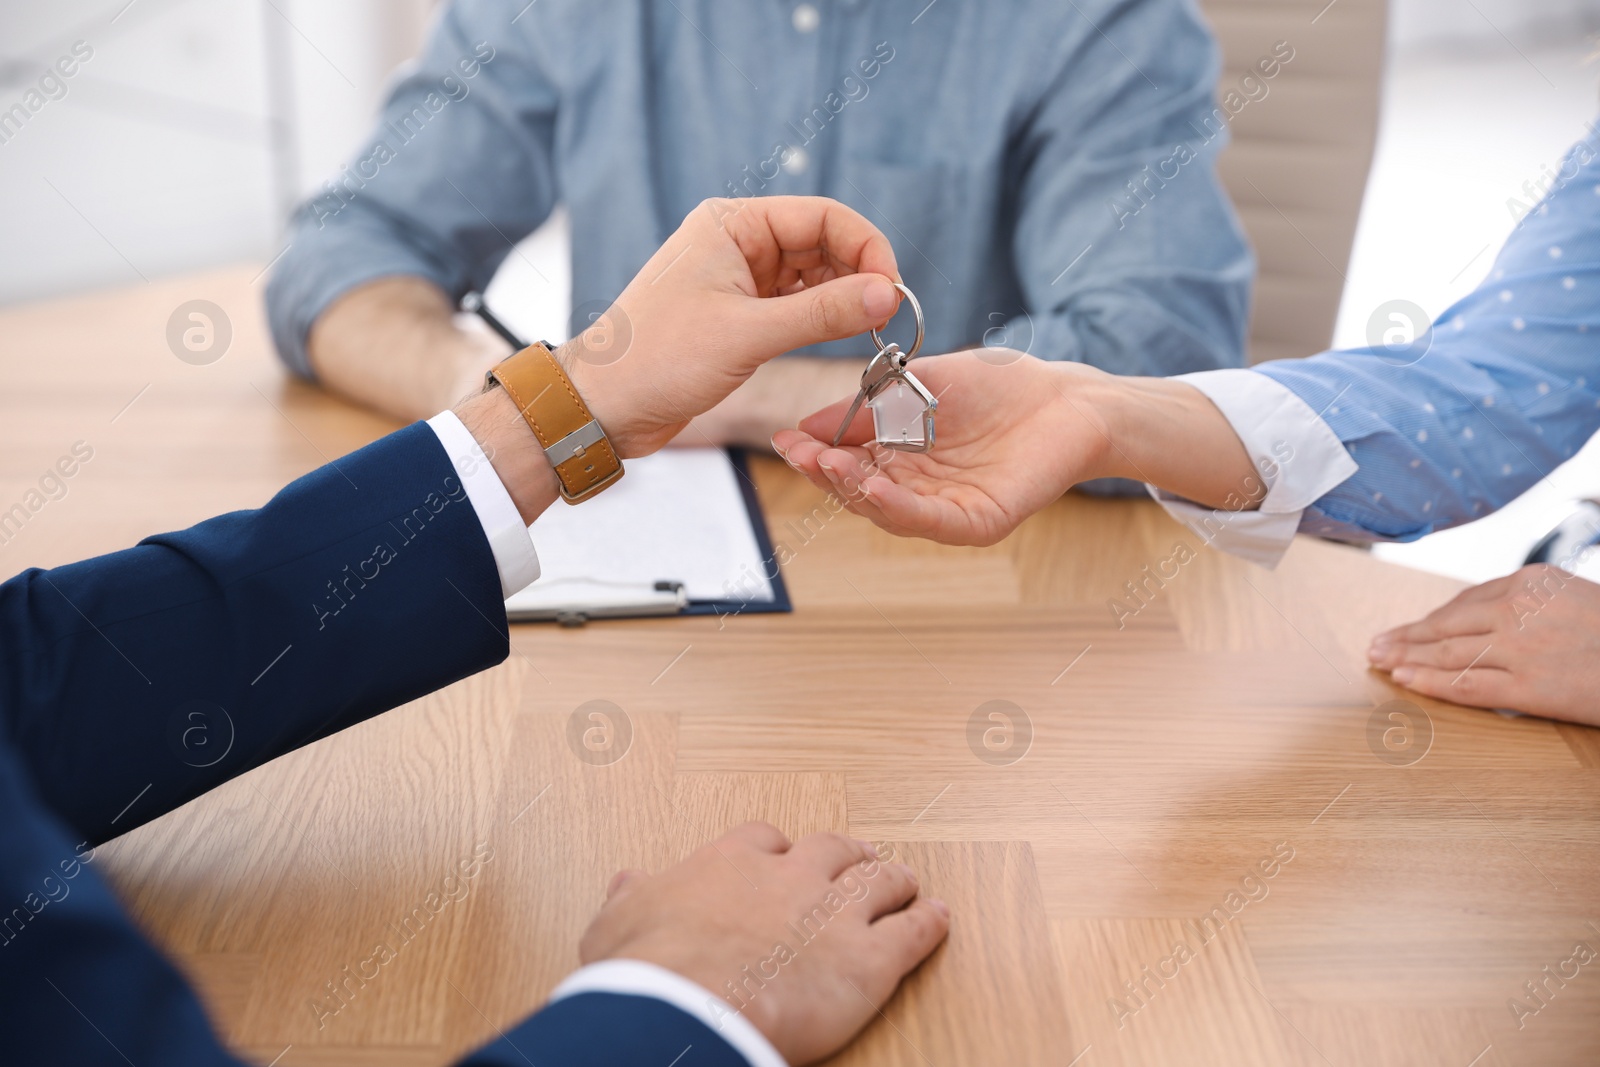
773 350 1115 546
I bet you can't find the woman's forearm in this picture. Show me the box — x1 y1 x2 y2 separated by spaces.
1082 371 1265 511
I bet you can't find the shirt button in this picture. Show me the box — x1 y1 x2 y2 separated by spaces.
782 146 810 175
792 3 820 32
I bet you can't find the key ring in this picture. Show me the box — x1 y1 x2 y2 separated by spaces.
831 281 936 452
869 283 924 362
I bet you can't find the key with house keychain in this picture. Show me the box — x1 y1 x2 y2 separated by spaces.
832 282 937 452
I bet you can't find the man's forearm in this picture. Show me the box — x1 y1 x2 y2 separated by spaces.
308 276 511 423
686 355 866 448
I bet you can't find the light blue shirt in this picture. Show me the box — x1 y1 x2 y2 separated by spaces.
265 0 1252 379
1158 122 1600 564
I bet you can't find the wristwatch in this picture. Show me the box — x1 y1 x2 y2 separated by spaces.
484 341 624 503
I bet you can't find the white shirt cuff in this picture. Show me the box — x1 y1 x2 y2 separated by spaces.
1145 368 1360 568
426 411 541 598
548 959 787 1067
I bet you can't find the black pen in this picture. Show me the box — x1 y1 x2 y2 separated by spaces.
460 291 529 350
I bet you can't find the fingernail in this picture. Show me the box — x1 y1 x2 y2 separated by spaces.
771 436 787 459
818 461 836 476
858 479 875 499
863 279 897 320
1391 666 1414 685
930 898 950 918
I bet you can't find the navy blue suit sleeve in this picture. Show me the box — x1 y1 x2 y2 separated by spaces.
0 422 510 845
0 740 245 1067
0 423 754 1066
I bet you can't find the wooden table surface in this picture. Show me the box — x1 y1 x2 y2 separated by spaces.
3 268 1597 1067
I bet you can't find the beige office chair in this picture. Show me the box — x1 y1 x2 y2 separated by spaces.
1199 0 1389 364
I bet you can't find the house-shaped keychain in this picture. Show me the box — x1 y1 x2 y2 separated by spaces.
833 283 937 453
868 367 937 452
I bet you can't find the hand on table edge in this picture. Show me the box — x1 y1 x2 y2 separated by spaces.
577 822 950 1066
1365 563 1600 726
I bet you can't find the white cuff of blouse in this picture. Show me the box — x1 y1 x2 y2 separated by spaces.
1145 368 1359 568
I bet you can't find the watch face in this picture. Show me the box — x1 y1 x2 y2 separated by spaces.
869 379 930 449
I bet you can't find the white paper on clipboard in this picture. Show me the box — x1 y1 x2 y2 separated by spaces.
504 449 777 621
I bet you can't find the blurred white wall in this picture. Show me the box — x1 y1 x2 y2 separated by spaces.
0 0 432 305
1390 0 1600 51
272 0 437 204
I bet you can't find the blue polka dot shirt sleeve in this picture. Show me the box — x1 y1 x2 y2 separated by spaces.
1254 122 1600 544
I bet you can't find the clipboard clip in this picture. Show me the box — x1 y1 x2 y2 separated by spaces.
524 580 688 626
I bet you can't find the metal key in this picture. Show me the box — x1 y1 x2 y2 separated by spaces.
832 283 937 452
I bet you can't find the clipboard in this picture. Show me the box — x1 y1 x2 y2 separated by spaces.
502 447 794 626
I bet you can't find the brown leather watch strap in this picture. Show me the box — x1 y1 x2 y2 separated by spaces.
485 342 623 503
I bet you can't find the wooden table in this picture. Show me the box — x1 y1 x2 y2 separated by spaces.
3 268 1597 1067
